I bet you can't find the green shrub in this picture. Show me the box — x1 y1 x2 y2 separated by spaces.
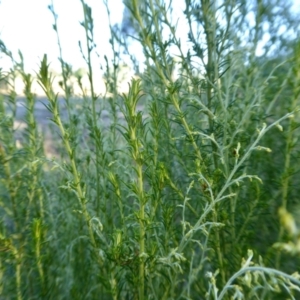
0 0 300 299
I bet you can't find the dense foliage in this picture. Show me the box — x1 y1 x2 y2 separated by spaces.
0 0 300 299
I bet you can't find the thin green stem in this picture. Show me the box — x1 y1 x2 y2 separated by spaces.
37 62 98 257
80 0 104 214
131 0 203 172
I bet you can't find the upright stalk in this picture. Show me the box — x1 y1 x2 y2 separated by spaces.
201 0 226 284
49 1 72 115
122 79 146 300
80 0 104 213
130 0 203 172
37 55 97 252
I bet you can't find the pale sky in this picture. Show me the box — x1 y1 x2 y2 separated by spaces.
0 0 298 78
0 0 189 94
0 0 125 73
